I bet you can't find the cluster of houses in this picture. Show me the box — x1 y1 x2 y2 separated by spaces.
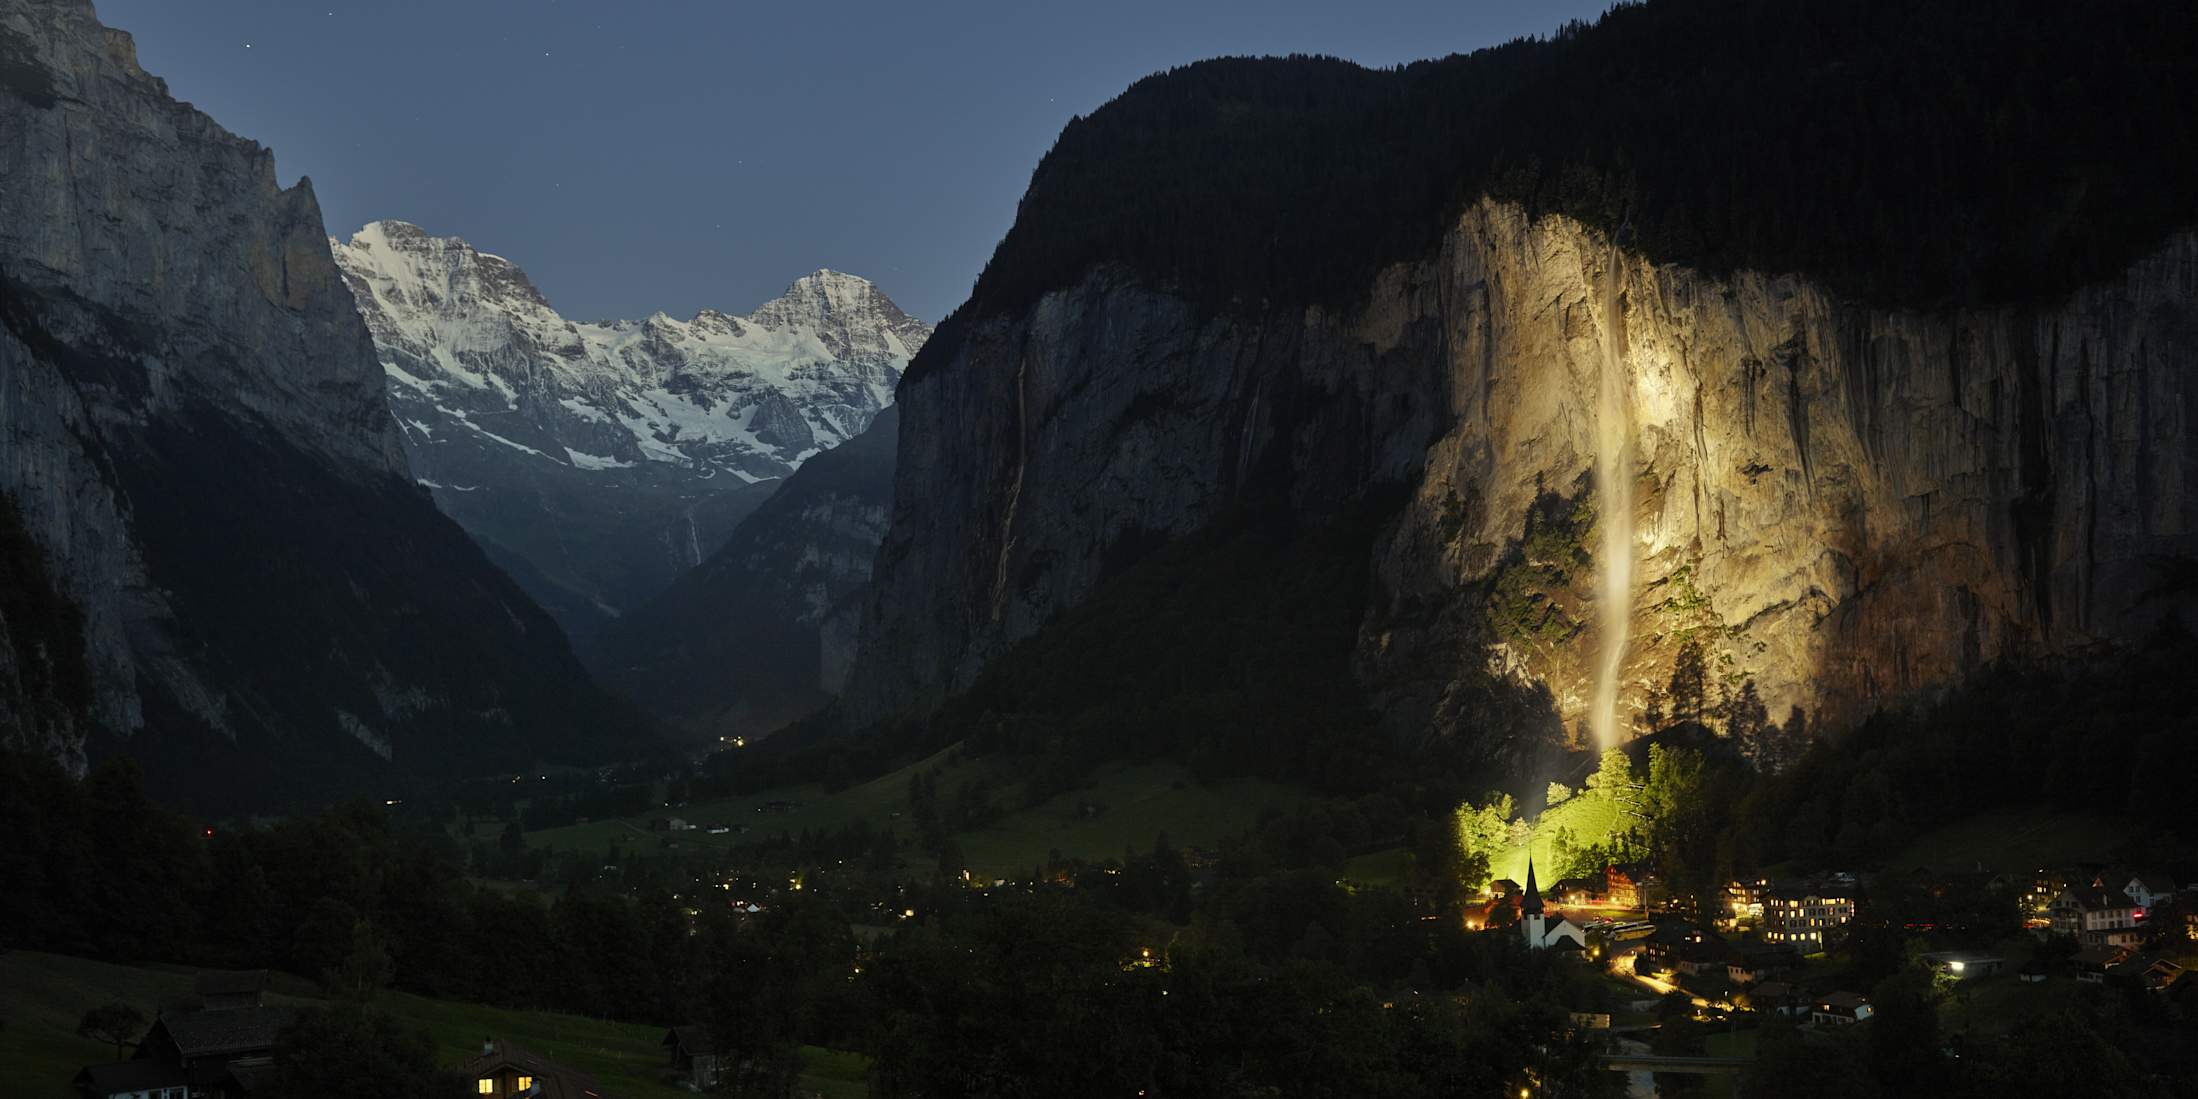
69 970 613 1099
1468 856 2194 1037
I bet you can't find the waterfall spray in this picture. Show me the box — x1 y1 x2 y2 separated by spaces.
1589 244 1634 751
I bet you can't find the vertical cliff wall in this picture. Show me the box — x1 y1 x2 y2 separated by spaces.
0 0 637 806
847 201 2198 756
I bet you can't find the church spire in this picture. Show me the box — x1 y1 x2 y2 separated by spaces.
1522 857 1544 915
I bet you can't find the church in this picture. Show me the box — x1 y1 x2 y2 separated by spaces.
1519 859 1589 952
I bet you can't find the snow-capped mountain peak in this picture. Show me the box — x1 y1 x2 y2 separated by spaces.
329 222 931 627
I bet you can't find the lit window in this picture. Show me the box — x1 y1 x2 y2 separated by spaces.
479 1081 495 1095
518 1078 534 1091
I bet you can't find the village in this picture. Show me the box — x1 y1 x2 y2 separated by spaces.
59 840 2196 1099
1445 853 2197 1091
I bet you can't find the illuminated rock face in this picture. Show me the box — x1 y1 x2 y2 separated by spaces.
846 199 2198 751
1376 202 2198 742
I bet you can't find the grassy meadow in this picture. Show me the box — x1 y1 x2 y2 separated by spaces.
0 950 866 1099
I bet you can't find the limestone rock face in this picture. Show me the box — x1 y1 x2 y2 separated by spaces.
846 200 2198 751
0 0 633 804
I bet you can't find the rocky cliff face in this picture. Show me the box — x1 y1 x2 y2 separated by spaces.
593 407 897 738
0 0 637 807
846 200 2198 756
331 223 928 632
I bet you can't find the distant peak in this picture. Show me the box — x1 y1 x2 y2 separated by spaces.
352 220 434 244
333 221 548 310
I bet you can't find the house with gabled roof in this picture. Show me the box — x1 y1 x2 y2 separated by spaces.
72 1059 189 1099
131 1005 295 1096
460 1038 607 1098
2051 884 2145 947
663 1024 721 1089
1811 991 1872 1026
2073 944 2130 983
2123 873 2179 912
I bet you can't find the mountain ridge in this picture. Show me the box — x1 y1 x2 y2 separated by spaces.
0 0 643 809
331 220 929 630
839 0 2198 771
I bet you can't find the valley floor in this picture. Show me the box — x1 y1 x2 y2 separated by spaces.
0 950 867 1099
521 753 1298 878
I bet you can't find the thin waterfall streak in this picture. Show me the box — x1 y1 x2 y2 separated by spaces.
1590 246 1634 751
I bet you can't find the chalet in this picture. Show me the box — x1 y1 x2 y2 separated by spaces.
1723 877 1769 923
663 1024 721 1089
1811 991 1873 1026
2123 873 2179 911
192 970 268 1012
461 1038 606 1098
133 1005 294 1096
1552 875 1605 907
2072 944 2130 983
2022 870 2069 926
1644 923 1729 977
2099 953 2187 993
1726 942 1800 984
2137 956 2185 993
1742 980 1803 1016
1920 951 2005 981
2018 958 2049 983
1762 882 1855 949
1604 864 1661 911
1488 878 1522 900
2050 885 2144 947
72 1061 189 1099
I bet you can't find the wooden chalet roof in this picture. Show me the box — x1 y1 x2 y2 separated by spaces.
148 1006 295 1059
665 1024 718 1056
459 1039 609 1099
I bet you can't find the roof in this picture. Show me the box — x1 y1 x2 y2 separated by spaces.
1521 860 1544 916
1818 991 1869 1010
219 1057 278 1093
459 1039 608 1099
1766 880 1856 900
1734 942 1799 961
2129 873 2178 893
2058 885 2135 912
1748 981 1795 1000
193 969 270 998
150 1006 295 1059
665 1024 717 1056
2072 945 2129 967
74 1061 190 1094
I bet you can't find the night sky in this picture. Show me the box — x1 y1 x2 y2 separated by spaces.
99 0 1610 323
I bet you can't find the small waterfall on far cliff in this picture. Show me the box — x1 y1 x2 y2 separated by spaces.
1589 245 1634 750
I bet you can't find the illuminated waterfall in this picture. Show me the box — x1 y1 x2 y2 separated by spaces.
1589 246 1634 751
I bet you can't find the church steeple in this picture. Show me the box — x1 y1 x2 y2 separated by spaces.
1521 857 1545 916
